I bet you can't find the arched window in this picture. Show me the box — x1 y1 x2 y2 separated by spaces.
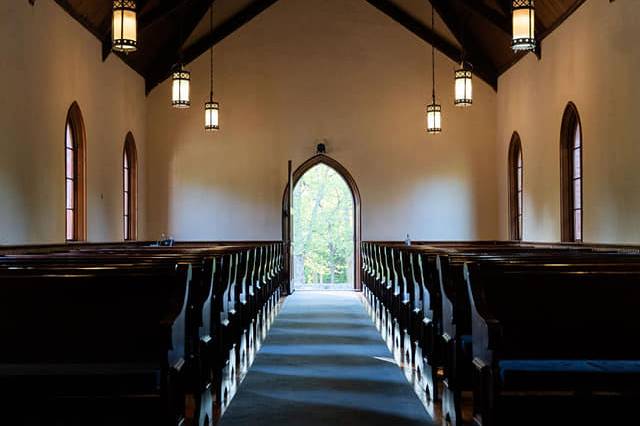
560 102 583 242
508 133 523 240
65 102 86 241
123 132 138 240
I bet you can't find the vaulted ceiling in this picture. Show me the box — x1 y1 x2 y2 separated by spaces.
53 0 587 94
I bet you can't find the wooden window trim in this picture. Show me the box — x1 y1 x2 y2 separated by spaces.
65 102 87 241
560 102 583 242
123 132 138 241
508 132 523 240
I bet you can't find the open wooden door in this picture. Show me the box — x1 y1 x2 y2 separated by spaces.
285 160 293 294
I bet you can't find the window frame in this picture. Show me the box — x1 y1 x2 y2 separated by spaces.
65 102 87 241
123 132 138 241
508 132 524 241
560 102 583 243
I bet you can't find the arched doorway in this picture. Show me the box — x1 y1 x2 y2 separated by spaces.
283 154 362 291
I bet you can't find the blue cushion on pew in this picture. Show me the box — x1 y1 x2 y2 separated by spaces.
498 360 640 391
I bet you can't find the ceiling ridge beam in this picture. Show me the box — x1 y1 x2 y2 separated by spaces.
145 0 281 95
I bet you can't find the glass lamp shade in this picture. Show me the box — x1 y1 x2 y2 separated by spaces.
454 67 473 107
172 69 191 108
512 0 536 51
112 0 137 53
426 103 442 134
205 100 219 131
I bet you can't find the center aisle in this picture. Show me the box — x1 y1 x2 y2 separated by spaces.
219 291 434 426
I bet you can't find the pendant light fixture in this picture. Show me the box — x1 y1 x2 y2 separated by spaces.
454 18 472 107
171 9 190 108
172 64 191 108
426 3 441 134
204 3 219 131
112 0 137 53
512 0 536 51
454 61 473 107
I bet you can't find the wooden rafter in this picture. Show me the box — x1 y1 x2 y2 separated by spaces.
365 0 497 90
146 0 281 94
182 0 281 65
144 0 215 94
429 0 498 90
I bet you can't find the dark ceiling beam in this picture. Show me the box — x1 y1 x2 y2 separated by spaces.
365 0 460 57
139 0 188 31
429 0 498 90
144 0 215 94
54 0 104 40
538 0 587 40
457 0 510 35
364 0 496 90
145 0 281 94
182 0 281 65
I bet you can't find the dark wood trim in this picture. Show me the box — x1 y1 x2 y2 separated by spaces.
65 102 87 242
281 154 363 291
508 132 523 241
560 101 583 243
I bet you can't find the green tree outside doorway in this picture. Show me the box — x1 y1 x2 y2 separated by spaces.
292 164 354 290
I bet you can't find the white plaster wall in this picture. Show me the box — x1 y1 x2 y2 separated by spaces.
0 0 147 244
145 0 499 241
496 0 640 243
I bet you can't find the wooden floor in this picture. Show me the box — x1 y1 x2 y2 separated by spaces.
219 291 434 425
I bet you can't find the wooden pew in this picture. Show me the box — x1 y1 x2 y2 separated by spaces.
465 260 640 425
0 241 286 425
362 241 640 426
0 262 191 425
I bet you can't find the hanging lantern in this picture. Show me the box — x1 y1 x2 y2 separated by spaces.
112 0 137 53
426 102 442 134
204 6 219 131
426 4 441 135
205 99 219 131
512 0 536 51
454 63 473 107
172 65 191 108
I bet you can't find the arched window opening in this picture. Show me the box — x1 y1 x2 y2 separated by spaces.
560 102 583 242
65 102 86 241
508 133 523 240
123 132 138 240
